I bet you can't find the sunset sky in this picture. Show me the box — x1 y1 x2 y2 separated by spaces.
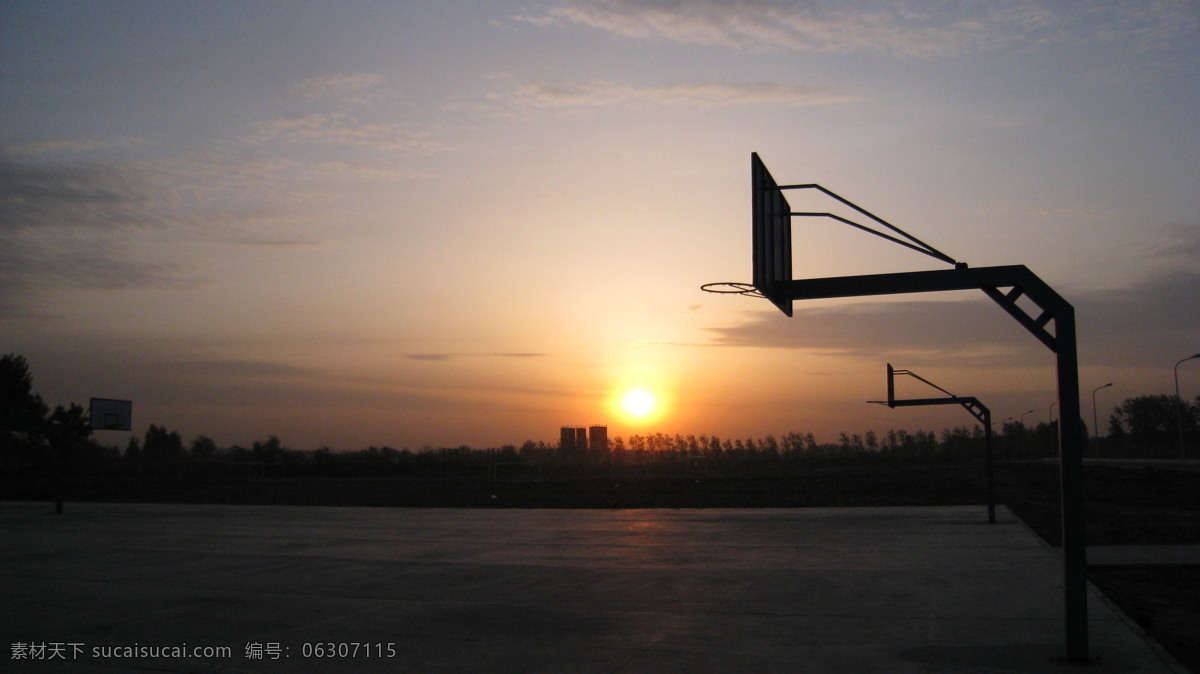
3 1 1198 451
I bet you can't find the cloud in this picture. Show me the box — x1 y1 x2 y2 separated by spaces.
406 353 549 361
251 113 449 154
289 73 386 100
524 0 1057 57
1092 0 1200 51
0 160 154 232
154 359 313 379
4 137 145 158
521 0 1197 57
1076 269 1200 367
705 297 1036 364
1151 222 1200 264
510 79 859 109
0 159 199 318
230 238 322 248
0 236 196 319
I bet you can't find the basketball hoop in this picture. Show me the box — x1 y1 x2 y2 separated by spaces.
700 282 763 298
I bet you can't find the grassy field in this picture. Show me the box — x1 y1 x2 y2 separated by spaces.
5 459 1198 670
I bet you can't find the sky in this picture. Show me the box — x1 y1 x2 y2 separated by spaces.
2 0 1198 451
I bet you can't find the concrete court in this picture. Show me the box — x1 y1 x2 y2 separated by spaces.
1 501 1186 673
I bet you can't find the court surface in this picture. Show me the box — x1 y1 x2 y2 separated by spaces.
1 501 1186 673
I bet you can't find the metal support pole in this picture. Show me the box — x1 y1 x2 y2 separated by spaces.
1176 355 1199 461
1055 308 1089 664
984 409 995 524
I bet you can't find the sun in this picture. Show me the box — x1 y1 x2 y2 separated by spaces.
619 389 658 420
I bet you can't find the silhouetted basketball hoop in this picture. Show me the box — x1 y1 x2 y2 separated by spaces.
869 363 996 524
700 282 763 298
701 152 1091 663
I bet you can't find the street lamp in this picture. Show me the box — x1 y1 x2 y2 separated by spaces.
1049 401 1059 456
1019 409 1034 458
1002 417 1014 460
1176 353 1200 460
1092 383 1112 442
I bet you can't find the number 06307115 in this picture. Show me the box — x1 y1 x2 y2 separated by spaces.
300 643 397 658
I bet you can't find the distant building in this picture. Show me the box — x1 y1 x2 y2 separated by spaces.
560 425 607 456
560 427 580 452
588 426 607 453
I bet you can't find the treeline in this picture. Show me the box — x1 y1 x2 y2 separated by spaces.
5 423 1000 480
3 353 1200 483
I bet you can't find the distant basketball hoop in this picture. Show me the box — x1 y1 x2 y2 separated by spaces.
89 398 132 432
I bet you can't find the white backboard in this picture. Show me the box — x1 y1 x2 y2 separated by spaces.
90 398 132 431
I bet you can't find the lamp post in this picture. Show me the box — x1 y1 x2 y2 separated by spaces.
1092 383 1112 441
1176 354 1200 460
1019 410 1034 459
1092 383 1112 459
1049 401 1058 456
1003 417 1014 460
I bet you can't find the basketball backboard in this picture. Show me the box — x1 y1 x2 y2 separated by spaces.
90 398 132 431
751 152 793 316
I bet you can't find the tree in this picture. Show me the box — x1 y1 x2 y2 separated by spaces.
1 354 50 471
190 435 218 459
143 424 184 462
45 403 94 461
1 354 47 434
761 434 780 458
252 435 284 463
1109 394 1195 453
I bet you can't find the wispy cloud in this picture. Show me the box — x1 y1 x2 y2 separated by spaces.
518 0 1196 57
519 0 1053 57
289 73 386 100
3 136 145 158
1151 222 1200 265
229 238 323 249
0 237 196 319
1091 0 1200 51
251 113 450 154
0 160 155 232
510 79 858 109
0 158 201 317
704 298 1034 364
406 352 549 361
156 359 314 378
1077 268 1200 367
